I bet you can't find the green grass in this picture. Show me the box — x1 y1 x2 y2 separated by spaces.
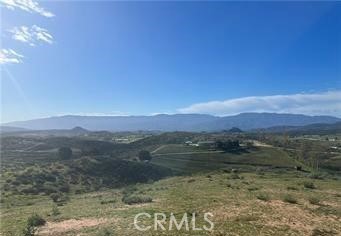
1 140 340 236
1 171 340 236
151 146 297 174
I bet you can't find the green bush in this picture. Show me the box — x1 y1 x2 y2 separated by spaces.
96 227 114 236
138 150 152 162
309 173 324 180
308 196 321 205
27 213 46 227
50 192 68 203
256 193 270 201
23 225 35 236
229 173 241 179
287 186 299 191
100 199 116 205
312 228 337 236
51 205 60 216
122 195 152 205
23 214 46 236
283 194 298 204
303 181 316 189
247 186 259 191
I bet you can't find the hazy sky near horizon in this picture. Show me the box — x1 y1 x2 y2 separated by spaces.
1 1 340 122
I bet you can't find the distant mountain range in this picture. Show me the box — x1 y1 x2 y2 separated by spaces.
0 126 30 133
256 121 341 135
2 113 340 132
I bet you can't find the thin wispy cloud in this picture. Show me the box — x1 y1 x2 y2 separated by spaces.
0 0 54 17
0 49 24 64
178 91 341 117
9 25 53 46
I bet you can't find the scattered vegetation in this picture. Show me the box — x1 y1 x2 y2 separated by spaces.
1 131 341 236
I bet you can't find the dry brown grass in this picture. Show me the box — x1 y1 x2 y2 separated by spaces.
37 218 109 235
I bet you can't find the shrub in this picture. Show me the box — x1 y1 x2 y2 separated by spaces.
23 225 35 236
309 197 321 205
138 150 152 162
96 228 114 236
303 181 316 189
256 193 270 201
50 192 68 204
283 194 298 204
229 173 241 179
312 228 337 236
247 186 259 191
287 186 299 191
51 205 60 216
100 199 116 205
23 213 46 236
309 173 324 180
27 213 46 227
122 195 152 205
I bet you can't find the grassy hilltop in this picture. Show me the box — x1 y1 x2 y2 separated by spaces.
1 131 341 236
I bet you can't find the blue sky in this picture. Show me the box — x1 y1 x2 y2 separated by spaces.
1 1 340 122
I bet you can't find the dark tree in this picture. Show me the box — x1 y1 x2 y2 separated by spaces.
58 147 72 160
215 140 240 151
138 150 152 162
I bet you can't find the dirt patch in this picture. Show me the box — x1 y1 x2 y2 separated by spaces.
37 218 108 235
252 140 272 147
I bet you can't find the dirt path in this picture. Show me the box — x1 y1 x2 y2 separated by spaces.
151 145 167 154
37 218 109 235
153 150 224 156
